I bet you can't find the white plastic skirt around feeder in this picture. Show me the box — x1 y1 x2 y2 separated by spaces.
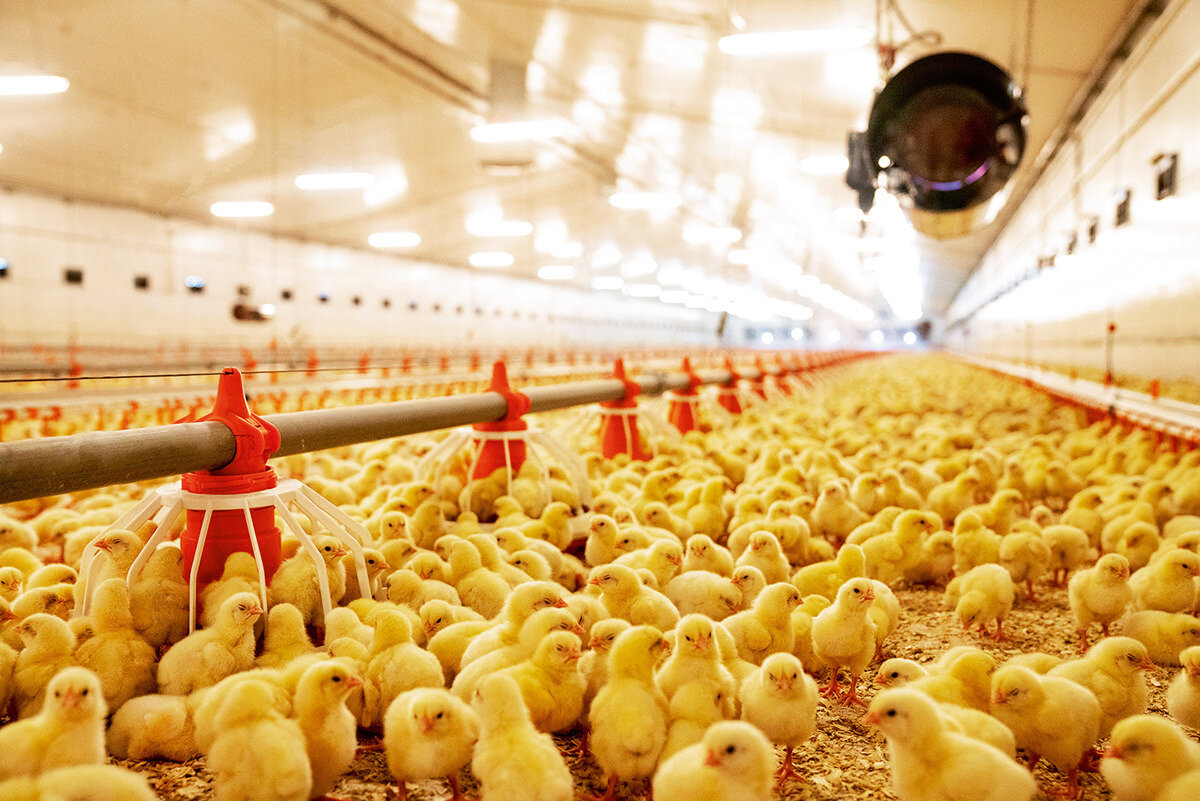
415 424 593 540
555 400 682 458
75 478 373 644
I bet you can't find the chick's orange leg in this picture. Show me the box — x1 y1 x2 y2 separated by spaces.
1025 579 1037 603
1045 768 1081 799
840 677 868 708
587 774 620 801
820 669 842 700
990 620 1007 642
774 746 804 785
446 773 476 801
1075 629 1089 654
391 781 408 801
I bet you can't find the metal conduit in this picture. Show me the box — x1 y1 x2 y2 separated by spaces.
0 366 740 504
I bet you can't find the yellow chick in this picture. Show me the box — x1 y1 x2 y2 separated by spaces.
944 564 1015 641
1100 715 1200 801
13 614 76 719
738 653 818 787
682 535 734 577
1117 521 1162 572
257 603 318 668
268 535 348 628
866 688 1035 801
458 581 566 668
73 530 141 612
590 626 672 801
722 582 801 665
106 693 200 762
157 592 262 695
25 564 76 592
293 660 362 799
734 532 790 585
652 720 775 801
0 667 106 780
71 579 156 709
364 610 443 728
1042 524 1094 587
1068 552 1132 651
451 606 581 702
811 480 869 544
792 543 866 601
1158 771 1200 801
588 564 680 631
661 680 733 761
907 651 997 712
952 511 1001 575
385 687 478 801
471 673 573 801
1124 611 1200 665
903 530 957 588
445 540 510 620
496 629 585 733
339 548 389 604
999 530 1052 602
928 472 981 524
0 568 23 602
811 578 877 706
1130 548 1200 612
0 764 158 801
1048 636 1154 737
129 544 189 650
684 478 729 540
1168 645 1200 730
863 509 942 586
989 665 1100 799
663 572 740 621
205 680 313 801
731 564 767 610
199 551 262 628
656 614 736 702
874 658 928 689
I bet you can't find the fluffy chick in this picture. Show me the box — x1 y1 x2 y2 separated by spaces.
1168 645 1200 730
72 578 156 709
590 626 672 801
157 592 261 695
385 688 479 801
1130 548 1200 613
655 614 736 702
0 667 106 780
1068 552 1132 651
1123 611 1200 665
199 552 262 628
652 720 775 801
811 578 877 706
293 660 362 799
13 614 76 719
738 653 818 786
0 765 157 801
682 535 733 578
268 535 348 629
129 544 189 649
205 680 312 801
1100 714 1200 801
662 681 732 761
866 688 1035 801
944 564 1015 641
496 630 585 733
364 610 443 728
664 572 741 621
588 564 679 631
471 673 573 801
723 582 801 665
1048 636 1154 737
107 693 200 762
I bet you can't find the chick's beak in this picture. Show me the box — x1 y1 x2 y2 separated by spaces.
1139 657 1157 672
863 591 876 603
874 674 889 686
864 711 881 727
347 675 363 689
991 691 1005 706
60 689 80 710
1102 745 1125 761
775 676 793 691
249 605 264 616
553 597 568 608
566 649 583 663
703 750 721 768
0 609 15 622
571 624 586 637
94 541 111 552
587 577 602 587
418 714 434 733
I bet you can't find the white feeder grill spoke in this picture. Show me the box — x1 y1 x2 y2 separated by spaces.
274 497 334 642
297 483 372 547
294 486 371 600
417 429 472 484
78 489 170 616
188 508 214 634
241 502 270 615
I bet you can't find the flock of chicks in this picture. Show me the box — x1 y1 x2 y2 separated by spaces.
0 355 1199 800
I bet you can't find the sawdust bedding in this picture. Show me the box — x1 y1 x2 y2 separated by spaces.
117 584 1195 800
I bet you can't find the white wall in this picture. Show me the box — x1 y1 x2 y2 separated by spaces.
948 0 1200 381
0 189 722 368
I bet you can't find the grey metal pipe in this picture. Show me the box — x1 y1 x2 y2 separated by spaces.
0 367 746 503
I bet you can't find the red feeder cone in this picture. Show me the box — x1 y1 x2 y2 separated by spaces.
667 357 703 434
748 357 768 400
179 367 282 589
717 357 743 415
598 358 651 460
471 361 531 479
773 355 793 395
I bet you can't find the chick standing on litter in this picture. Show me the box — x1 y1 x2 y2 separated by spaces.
656 614 736 702
293 660 362 799
495 629 584 733
157 591 262 695
1168 645 1200 730
722 582 801 665
205 679 313 801
72 578 157 709
385 687 478 801
471 673 573 801
866 688 1035 801
1068 552 1132 651
589 626 672 801
364 610 443 728
0 667 106 780
944 563 1015 641
812 577 877 706
1047 636 1154 737
738 652 818 787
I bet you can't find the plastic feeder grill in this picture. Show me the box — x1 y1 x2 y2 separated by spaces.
417 360 592 533
597 358 651 461
77 367 373 643
666 357 703 434
717 357 745 415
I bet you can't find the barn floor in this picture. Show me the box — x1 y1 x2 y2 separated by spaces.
118 583 1193 801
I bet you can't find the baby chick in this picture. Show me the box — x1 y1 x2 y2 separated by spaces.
257 603 318 669
1168 644 1200 730
1130 548 1200 612
682 535 734 577
205 679 313 801
365 610 443 728
107 693 200 762
656 614 736 702
812 578 877 706
664 571 741 621
72 578 157 709
1100 714 1200 801
944 564 1015 641
268 535 348 629
0 667 106 780
1124 611 1200 665
293 660 362 799
13 614 76 719
157 592 261 695
722 582 801 665
471 673 573 801
999 530 1052 602
990 665 1100 799
1048 637 1154 737
588 564 679 631
866 688 1035 801
738 653 818 787
590 626 672 800
496 629 585 733
200 551 262 628
1068 553 1132 651
652 720 775 801
907 651 997 712
129 544 189 650
0 764 157 801
385 688 478 801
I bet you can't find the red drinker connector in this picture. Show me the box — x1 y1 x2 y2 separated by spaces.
667 357 703 434
471 361 531 479
717 357 743 415
773 355 793 396
598 358 651 460
748 357 768 400
179 368 282 588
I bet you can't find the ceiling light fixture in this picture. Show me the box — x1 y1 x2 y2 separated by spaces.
625 283 662 298
608 191 682 211
368 231 421 248
591 276 624 290
467 218 534 237
469 251 514 268
549 241 583 258
295 172 374 190
537 265 576 281
683 224 743 246
718 28 872 56
210 201 274 218
0 74 69 96
470 117 571 143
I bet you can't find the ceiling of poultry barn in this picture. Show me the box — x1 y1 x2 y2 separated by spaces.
0 0 1136 325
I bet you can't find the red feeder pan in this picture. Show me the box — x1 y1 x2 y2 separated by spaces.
598 358 651 460
470 361 531 479
717 357 744 415
667 357 703 434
